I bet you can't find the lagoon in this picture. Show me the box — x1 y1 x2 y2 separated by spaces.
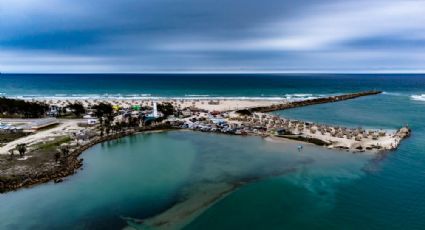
0 130 372 229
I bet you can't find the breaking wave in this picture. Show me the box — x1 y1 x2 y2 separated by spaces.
7 93 328 101
382 92 404 96
411 94 425 102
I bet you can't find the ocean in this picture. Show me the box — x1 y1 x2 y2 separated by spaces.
1 73 425 101
0 74 425 229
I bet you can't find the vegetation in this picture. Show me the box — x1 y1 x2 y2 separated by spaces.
92 103 113 118
57 145 70 163
92 103 114 137
66 102 86 117
16 143 27 157
0 97 48 118
0 133 28 144
8 149 15 159
157 102 175 117
32 136 71 152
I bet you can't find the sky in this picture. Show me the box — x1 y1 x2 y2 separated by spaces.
0 0 425 73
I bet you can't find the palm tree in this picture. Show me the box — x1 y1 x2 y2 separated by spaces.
17 144 27 157
66 102 86 117
99 116 104 127
9 149 15 159
105 126 111 135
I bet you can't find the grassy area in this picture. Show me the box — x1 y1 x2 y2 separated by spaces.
35 123 60 131
0 133 29 144
0 130 79 192
32 136 72 152
0 114 24 119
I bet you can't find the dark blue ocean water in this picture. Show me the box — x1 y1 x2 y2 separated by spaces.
1 74 425 230
1 74 425 100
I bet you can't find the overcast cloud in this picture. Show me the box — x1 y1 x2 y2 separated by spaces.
0 0 424 73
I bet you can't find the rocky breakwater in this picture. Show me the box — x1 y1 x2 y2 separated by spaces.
244 90 382 113
224 111 411 153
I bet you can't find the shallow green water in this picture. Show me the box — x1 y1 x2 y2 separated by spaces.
0 131 371 229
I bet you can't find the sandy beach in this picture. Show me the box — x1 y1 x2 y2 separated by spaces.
32 98 284 112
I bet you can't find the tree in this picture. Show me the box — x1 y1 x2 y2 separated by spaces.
0 97 48 118
157 102 175 117
93 103 113 137
9 149 15 159
93 103 113 118
67 102 86 117
105 126 111 135
17 144 27 157
104 115 113 135
129 117 139 127
98 116 104 127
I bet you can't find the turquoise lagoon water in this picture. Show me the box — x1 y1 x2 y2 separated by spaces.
0 131 371 229
1 74 425 229
187 92 425 230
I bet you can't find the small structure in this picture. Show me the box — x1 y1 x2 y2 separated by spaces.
47 105 61 117
144 102 161 122
0 123 23 133
30 118 59 131
87 119 98 125
132 105 141 111
276 128 290 135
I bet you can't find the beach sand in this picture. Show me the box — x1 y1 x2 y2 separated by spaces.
34 98 284 112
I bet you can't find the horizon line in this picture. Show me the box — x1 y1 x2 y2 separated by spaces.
2 70 425 75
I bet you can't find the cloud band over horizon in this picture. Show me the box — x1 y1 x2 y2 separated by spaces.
1 0 425 73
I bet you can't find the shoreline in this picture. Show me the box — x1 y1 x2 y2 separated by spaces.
0 128 313 193
0 125 409 194
0 125 176 193
0 91 410 193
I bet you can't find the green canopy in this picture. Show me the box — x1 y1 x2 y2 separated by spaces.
132 105 141 111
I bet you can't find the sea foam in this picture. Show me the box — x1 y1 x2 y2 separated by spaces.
411 94 425 102
8 93 330 102
382 91 403 96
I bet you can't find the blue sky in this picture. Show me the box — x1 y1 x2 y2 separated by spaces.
0 0 424 73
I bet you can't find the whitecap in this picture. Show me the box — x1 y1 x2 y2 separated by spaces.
184 94 210 97
411 94 425 102
382 92 403 96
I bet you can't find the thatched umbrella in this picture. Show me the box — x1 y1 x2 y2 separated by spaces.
355 135 362 141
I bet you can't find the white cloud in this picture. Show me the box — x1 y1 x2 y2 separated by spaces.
1 0 425 72
162 1 425 51
0 49 115 73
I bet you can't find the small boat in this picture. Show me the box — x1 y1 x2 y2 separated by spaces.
297 145 303 152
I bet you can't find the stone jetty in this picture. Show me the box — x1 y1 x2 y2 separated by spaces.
243 90 382 113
